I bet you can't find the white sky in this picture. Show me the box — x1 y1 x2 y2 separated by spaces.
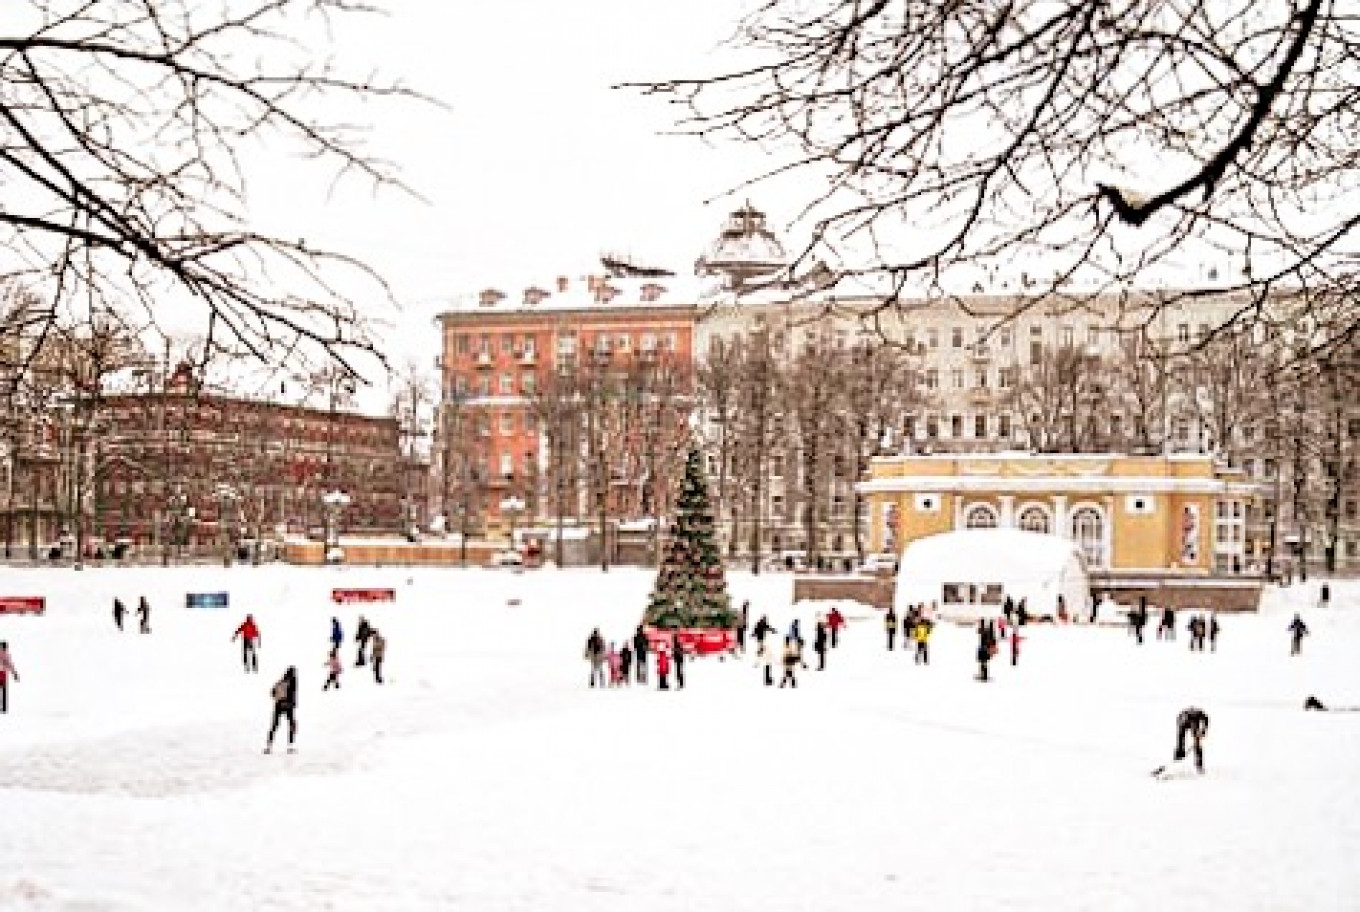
245 0 777 376
1 564 1357 909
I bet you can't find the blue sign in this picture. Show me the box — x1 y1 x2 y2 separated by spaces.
186 592 229 610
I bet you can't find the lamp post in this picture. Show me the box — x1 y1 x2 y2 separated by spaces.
500 494 525 551
322 489 351 561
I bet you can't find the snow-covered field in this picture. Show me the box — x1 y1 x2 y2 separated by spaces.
1 564 1357 911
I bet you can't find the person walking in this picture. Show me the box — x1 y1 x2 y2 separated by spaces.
913 618 931 665
322 647 342 690
813 619 829 671
1133 597 1149 645
584 627 607 687
827 606 845 648
0 641 18 713
779 635 801 688
656 644 671 691
354 615 373 666
608 643 623 687
619 642 633 685
884 606 898 651
752 614 776 656
264 666 298 754
112 598 126 632
735 600 750 654
232 613 262 673
369 630 386 684
1319 583 1331 610
1208 613 1220 652
329 616 343 652
137 596 151 634
1288 613 1309 656
632 625 649 685
672 636 686 690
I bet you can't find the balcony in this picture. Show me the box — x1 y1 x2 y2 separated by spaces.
475 351 494 369
967 387 992 404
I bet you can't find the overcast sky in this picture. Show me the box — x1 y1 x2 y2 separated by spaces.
242 0 780 385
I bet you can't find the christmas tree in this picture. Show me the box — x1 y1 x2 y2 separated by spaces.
644 447 734 630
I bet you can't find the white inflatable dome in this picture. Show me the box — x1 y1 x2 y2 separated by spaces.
894 528 1090 622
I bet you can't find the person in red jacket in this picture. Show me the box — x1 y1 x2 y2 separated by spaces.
232 614 261 673
827 606 846 648
656 644 671 691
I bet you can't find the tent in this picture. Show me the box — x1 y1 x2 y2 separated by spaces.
893 528 1090 622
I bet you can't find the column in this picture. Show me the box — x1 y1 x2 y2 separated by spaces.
1053 494 1069 538
999 494 1016 528
953 493 964 531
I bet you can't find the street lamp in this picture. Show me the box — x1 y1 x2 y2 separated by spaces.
500 494 525 550
322 489 351 561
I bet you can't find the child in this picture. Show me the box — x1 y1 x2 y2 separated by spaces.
322 646 342 690
607 642 622 687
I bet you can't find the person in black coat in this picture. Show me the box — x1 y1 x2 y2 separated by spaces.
112 598 126 631
632 625 649 684
1288 613 1309 656
884 607 898 650
137 596 151 634
672 635 686 690
1172 706 1210 773
813 619 829 671
620 643 633 684
736 600 750 654
264 666 299 753
354 615 373 666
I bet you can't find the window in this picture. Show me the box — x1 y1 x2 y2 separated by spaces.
453 376 469 396
926 415 939 438
999 367 1014 389
478 334 491 355
770 455 785 477
950 414 963 437
1174 420 1189 442
999 327 1012 347
556 335 576 356
1018 506 1049 533
902 415 917 439
616 334 631 353
500 413 515 435
1087 326 1100 347
964 504 997 529
1346 500 1358 521
998 414 1012 438
662 332 677 351
951 327 964 348
1071 507 1105 567
501 333 515 353
1198 323 1210 340
1030 341 1043 364
455 334 469 354
1109 414 1122 439
974 415 987 438
1177 323 1190 343
476 376 491 397
1349 418 1360 439
928 328 939 349
924 369 940 389
499 452 513 477
641 333 656 352
952 369 964 388
1061 325 1074 347
522 373 536 395
499 374 515 395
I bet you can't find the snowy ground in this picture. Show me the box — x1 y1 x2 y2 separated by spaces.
0 564 1357 911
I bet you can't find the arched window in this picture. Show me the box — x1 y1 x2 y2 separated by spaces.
964 504 998 529
1071 506 1105 567
1018 505 1051 534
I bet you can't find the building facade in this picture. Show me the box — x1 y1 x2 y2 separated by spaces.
858 453 1259 575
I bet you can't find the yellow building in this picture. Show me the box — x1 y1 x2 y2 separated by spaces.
858 453 1260 575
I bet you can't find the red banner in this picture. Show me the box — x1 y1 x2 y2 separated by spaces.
0 596 45 615
644 626 736 656
330 588 396 604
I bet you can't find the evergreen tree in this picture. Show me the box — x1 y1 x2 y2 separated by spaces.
644 447 733 629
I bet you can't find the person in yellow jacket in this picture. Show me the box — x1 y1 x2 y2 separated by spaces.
912 619 932 665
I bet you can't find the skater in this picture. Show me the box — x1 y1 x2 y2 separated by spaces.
1187 614 1205 652
1288 613 1309 656
112 597 126 631
232 613 262 673
813 619 829 671
632 625 649 685
322 646 342 690
619 642 633 684
369 630 386 684
1009 626 1023 666
0 641 18 713
656 644 671 691
1015 598 1029 626
584 627 607 688
1132 597 1148 645
1159 606 1176 641
354 615 373 666
752 614 776 656
137 596 151 634
779 635 801 688
827 606 845 648
1319 583 1331 610
1208 613 1220 651
1171 706 1210 774
1002 595 1015 628
885 606 898 650
672 636 686 690
329 616 343 651
264 666 298 753
913 617 931 665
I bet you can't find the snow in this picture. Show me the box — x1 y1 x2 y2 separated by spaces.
1 565 1358 911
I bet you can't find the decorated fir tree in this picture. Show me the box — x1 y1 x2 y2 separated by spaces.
643 447 734 630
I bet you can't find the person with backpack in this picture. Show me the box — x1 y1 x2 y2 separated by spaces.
0 641 19 713
264 666 298 754
369 630 386 684
232 614 262 673
354 615 373 666
322 646 343 690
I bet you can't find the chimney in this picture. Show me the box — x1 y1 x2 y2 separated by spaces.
478 288 504 308
556 276 569 293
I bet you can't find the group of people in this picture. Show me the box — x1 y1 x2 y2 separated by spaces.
583 624 685 690
235 612 390 754
883 604 936 665
112 596 153 634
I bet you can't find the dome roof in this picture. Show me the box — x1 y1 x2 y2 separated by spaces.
695 202 788 284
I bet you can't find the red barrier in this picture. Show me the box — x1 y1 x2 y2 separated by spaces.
330 588 396 604
0 596 45 615
643 626 736 656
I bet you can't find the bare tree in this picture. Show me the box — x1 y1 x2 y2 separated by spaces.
389 360 433 537
696 337 744 555
1 0 428 378
636 1 1360 328
1008 344 1108 453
